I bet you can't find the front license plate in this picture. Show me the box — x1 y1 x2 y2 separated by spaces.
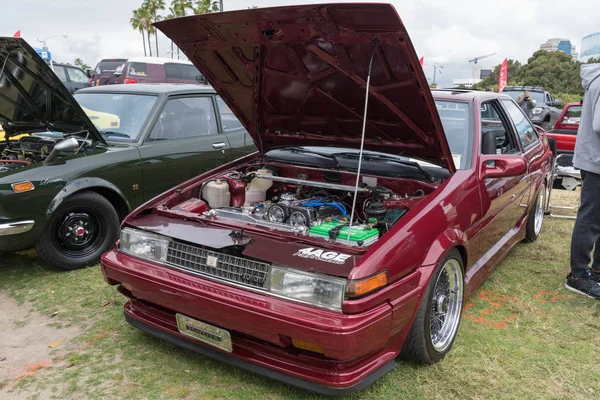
176 314 233 353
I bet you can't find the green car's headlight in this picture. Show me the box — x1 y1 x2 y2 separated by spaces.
119 228 169 264
270 265 346 311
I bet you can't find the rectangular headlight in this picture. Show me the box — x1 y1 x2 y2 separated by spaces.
532 107 542 115
119 228 170 264
270 266 346 311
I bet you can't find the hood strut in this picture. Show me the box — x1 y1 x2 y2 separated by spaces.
346 37 378 244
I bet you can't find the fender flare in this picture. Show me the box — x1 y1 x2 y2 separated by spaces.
45 177 131 219
421 227 469 269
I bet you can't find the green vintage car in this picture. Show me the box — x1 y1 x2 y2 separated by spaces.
0 38 255 269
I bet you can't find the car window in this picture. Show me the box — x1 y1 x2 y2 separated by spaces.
164 63 203 81
480 102 519 155
74 93 157 141
502 99 540 150
216 96 244 133
435 100 472 169
53 66 68 83
149 97 218 141
66 67 89 84
128 62 148 77
562 105 582 126
94 59 127 75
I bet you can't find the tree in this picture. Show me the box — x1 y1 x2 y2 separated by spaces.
194 0 219 14
73 58 90 70
144 0 166 57
473 59 522 90
130 8 148 56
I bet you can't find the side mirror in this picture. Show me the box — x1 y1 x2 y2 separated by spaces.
480 154 527 180
44 137 79 165
554 99 562 107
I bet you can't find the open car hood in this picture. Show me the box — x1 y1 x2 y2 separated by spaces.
0 38 105 144
155 3 453 170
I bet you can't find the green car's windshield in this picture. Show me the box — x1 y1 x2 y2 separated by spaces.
74 93 157 141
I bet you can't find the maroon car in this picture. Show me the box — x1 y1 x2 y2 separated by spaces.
101 3 554 395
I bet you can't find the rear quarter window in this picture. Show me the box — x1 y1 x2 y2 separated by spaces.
127 62 148 77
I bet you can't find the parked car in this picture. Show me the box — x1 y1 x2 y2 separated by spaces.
501 86 562 130
50 62 91 93
546 101 582 189
90 58 128 86
100 4 555 395
0 37 255 270
110 57 204 85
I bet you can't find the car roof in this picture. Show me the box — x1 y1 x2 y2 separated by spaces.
76 83 216 95
431 89 512 101
126 57 195 65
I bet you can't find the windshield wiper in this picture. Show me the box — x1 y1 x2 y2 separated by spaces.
334 152 436 182
99 130 130 139
282 147 342 168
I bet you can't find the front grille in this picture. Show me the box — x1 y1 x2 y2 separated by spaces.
166 241 270 290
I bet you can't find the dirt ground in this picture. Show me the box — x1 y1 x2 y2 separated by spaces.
0 291 82 400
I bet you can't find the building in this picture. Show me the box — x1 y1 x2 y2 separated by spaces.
540 38 578 59
580 32 600 62
480 69 492 79
452 78 481 89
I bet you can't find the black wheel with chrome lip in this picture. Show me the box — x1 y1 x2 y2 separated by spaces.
36 191 120 270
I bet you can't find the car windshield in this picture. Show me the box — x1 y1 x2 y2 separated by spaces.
502 90 545 104
435 100 472 170
74 93 157 141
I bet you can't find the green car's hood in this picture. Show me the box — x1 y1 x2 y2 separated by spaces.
0 37 105 144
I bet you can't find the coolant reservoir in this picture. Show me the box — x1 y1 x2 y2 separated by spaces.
244 169 273 205
202 179 231 208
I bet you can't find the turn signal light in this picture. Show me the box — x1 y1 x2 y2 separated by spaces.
12 181 35 193
291 338 325 354
346 271 388 298
124 78 137 84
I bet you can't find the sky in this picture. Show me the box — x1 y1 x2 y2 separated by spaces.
3 0 599 86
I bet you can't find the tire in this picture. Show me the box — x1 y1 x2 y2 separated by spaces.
524 182 546 243
541 120 552 131
35 191 119 270
400 249 464 365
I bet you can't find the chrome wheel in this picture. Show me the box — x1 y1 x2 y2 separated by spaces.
534 184 545 236
430 259 464 353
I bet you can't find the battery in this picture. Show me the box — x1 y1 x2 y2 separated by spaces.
308 221 379 247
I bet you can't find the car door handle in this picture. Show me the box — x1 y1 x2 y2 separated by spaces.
212 142 225 150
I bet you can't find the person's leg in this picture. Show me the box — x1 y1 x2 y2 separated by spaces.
570 171 600 277
567 170 600 299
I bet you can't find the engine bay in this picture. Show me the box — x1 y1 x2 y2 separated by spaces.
0 135 59 173
162 163 435 249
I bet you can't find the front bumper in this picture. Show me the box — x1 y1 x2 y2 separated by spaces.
101 250 418 394
0 220 34 236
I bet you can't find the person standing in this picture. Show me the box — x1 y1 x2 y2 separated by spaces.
517 90 535 119
565 63 600 299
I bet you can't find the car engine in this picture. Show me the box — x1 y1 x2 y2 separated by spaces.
0 135 60 173
167 167 428 248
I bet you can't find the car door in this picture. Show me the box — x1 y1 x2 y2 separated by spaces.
215 95 256 161
469 100 530 266
138 95 230 200
501 98 546 193
65 66 90 93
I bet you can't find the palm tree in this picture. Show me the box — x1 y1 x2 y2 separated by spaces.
130 8 147 56
138 7 154 56
143 0 166 57
194 0 219 14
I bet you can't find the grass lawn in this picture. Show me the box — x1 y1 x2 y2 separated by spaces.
1 189 599 399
